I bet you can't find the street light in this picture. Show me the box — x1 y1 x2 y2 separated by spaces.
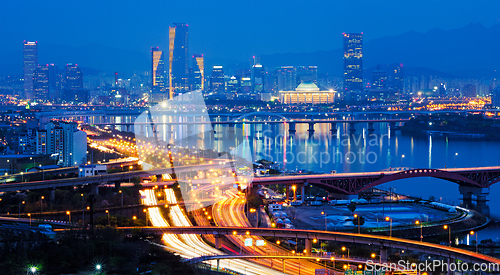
21 172 24 182
40 196 44 214
28 213 31 226
66 211 71 224
106 210 110 226
454 153 458 168
291 185 297 201
443 225 451 247
341 246 350 258
354 214 360 234
321 211 327 231
470 231 478 253
143 209 148 226
401 155 405 167
416 220 423 242
119 190 123 206
19 201 25 218
385 216 393 237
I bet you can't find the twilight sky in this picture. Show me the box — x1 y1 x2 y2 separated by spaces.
1 0 499 62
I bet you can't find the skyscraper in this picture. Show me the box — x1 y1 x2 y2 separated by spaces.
192 54 204 91
48 64 59 100
392 63 404 93
252 64 265 93
33 64 49 101
492 86 500 108
211 66 225 94
343 33 363 92
65 63 83 90
23 41 38 100
151 47 166 92
274 66 296 92
169 23 189 98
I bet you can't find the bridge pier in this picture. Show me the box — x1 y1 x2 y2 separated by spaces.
305 238 312 256
389 122 396 131
330 123 337 135
91 183 99 195
288 122 296 135
139 125 145 136
49 188 55 204
126 125 131 132
308 123 315 136
301 185 306 201
114 181 121 192
349 122 356 132
368 122 375 132
282 259 286 273
459 186 489 202
217 259 220 272
215 235 223 249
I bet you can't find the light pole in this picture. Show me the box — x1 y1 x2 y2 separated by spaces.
444 225 451 246
454 153 458 168
470 230 478 253
19 201 25 218
40 196 44 214
81 193 85 226
66 211 71 225
144 208 148 226
106 210 109 226
21 172 24 182
28 213 31 226
354 214 360 234
321 211 327 231
401 155 405 167
119 190 123 206
38 164 44 181
341 246 349 258
416 220 423 242
385 216 393 238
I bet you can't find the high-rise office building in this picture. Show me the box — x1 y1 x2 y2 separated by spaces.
151 47 166 92
48 64 59 100
33 64 49 101
65 63 83 90
462 84 476 97
36 122 85 166
371 67 387 89
343 33 363 92
393 63 404 93
23 41 38 100
252 64 265 93
64 64 87 102
492 86 500 108
169 23 189 98
274 66 296 92
296 66 318 86
192 54 204 91
210 66 225 94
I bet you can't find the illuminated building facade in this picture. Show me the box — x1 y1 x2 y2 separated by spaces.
210 66 225 94
33 64 49 101
169 23 189 98
192 54 204 91
343 33 363 92
280 82 336 104
64 64 87 103
151 47 166 92
492 86 500 108
23 41 38 99
252 64 264 93
274 66 296 92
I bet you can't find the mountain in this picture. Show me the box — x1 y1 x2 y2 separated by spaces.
260 23 500 78
1 23 499 78
0 43 149 77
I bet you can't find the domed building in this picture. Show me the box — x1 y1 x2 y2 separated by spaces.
279 81 336 104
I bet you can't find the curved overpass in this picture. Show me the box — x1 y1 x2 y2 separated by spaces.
252 167 500 194
116 226 500 267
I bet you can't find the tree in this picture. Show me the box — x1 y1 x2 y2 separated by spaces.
347 202 357 213
352 216 365 226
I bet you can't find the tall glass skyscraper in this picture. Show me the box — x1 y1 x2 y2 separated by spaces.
211 66 225 94
23 41 38 100
151 47 165 92
343 33 363 92
33 64 49 101
169 23 189 98
192 54 204 91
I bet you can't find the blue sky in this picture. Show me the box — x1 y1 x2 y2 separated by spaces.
1 0 499 61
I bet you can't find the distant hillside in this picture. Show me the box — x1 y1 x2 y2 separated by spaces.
260 23 500 78
1 23 499 78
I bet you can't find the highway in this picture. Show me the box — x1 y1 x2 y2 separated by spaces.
141 187 285 275
117 226 500 267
